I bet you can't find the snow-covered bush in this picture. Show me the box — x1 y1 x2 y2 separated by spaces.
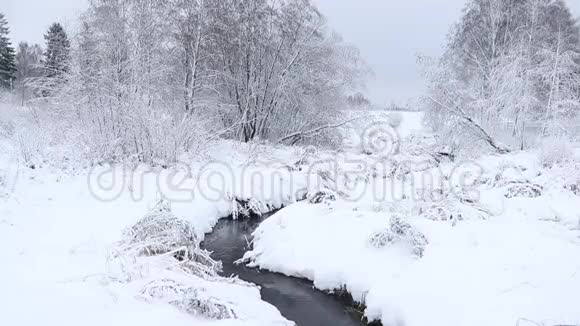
289 146 318 171
564 181 580 196
369 214 428 257
538 136 574 168
107 202 281 322
504 183 543 198
116 201 221 278
16 127 45 168
418 192 493 223
482 158 543 198
231 197 270 219
486 161 529 188
307 189 337 204
139 279 236 319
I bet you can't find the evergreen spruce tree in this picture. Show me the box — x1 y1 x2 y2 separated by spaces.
43 22 70 79
0 13 16 90
42 22 70 96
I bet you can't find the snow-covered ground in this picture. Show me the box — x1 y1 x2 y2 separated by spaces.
0 137 309 326
242 111 580 326
2 109 579 326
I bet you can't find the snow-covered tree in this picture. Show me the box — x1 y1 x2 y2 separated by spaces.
0 13 16 91
35 0 367 164
42 22 70 95
208 0 367 143
15 42 43 103
422 0 580 152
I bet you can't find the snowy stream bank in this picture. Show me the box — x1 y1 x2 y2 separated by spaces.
202 211 372 326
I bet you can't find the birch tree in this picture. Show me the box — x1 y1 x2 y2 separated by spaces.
422 0 580 152
41 0 368 164
15 42 43 104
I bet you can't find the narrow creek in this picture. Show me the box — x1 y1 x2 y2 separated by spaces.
202 211 365 326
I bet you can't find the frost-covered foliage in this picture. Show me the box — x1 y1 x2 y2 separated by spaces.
369 214 428 257
107 202 253 320
139 279 236 319
115 201 221 279
504 183 543 198
40 22 70 97
307 189 337 204
484 161 530 188
7 0 367 167
14 42 43 103
421 0 580 153
230 197 270 220
478 160 544 198
538 136 575 168
418 195 493 223
534 153 580 199
0 13 16 90
1 104 123 168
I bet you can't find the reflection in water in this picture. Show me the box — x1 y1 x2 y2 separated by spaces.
202 214 363 326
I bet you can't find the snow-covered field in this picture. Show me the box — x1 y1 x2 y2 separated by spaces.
1 109 579 326
242 112 580 326
0 136 309 326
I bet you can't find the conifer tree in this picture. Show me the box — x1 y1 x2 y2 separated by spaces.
43 22 70 79
0 13 16 90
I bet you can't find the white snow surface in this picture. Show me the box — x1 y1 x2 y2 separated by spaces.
2 109 580 326
0 138 307 326
242 112 580 326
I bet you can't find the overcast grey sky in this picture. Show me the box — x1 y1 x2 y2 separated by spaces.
2 0 580 105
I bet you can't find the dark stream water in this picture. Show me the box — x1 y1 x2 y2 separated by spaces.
202 213 364 326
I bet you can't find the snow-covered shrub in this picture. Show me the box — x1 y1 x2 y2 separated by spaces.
504 183 543 198
369 215 428 257
16 128 44 168
564 182 580 196
231 197 270 219
108 203 266 322
14 91 213 167
486 161 529 188
307 188 337 204
418 195 492 223
391 159 412 180
534 156 580 196
289 146 318 171
371 199 415 217
3 105 110 169
117 201 221 278
538 136 574 168
482 160 544 197
139 279 236 319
